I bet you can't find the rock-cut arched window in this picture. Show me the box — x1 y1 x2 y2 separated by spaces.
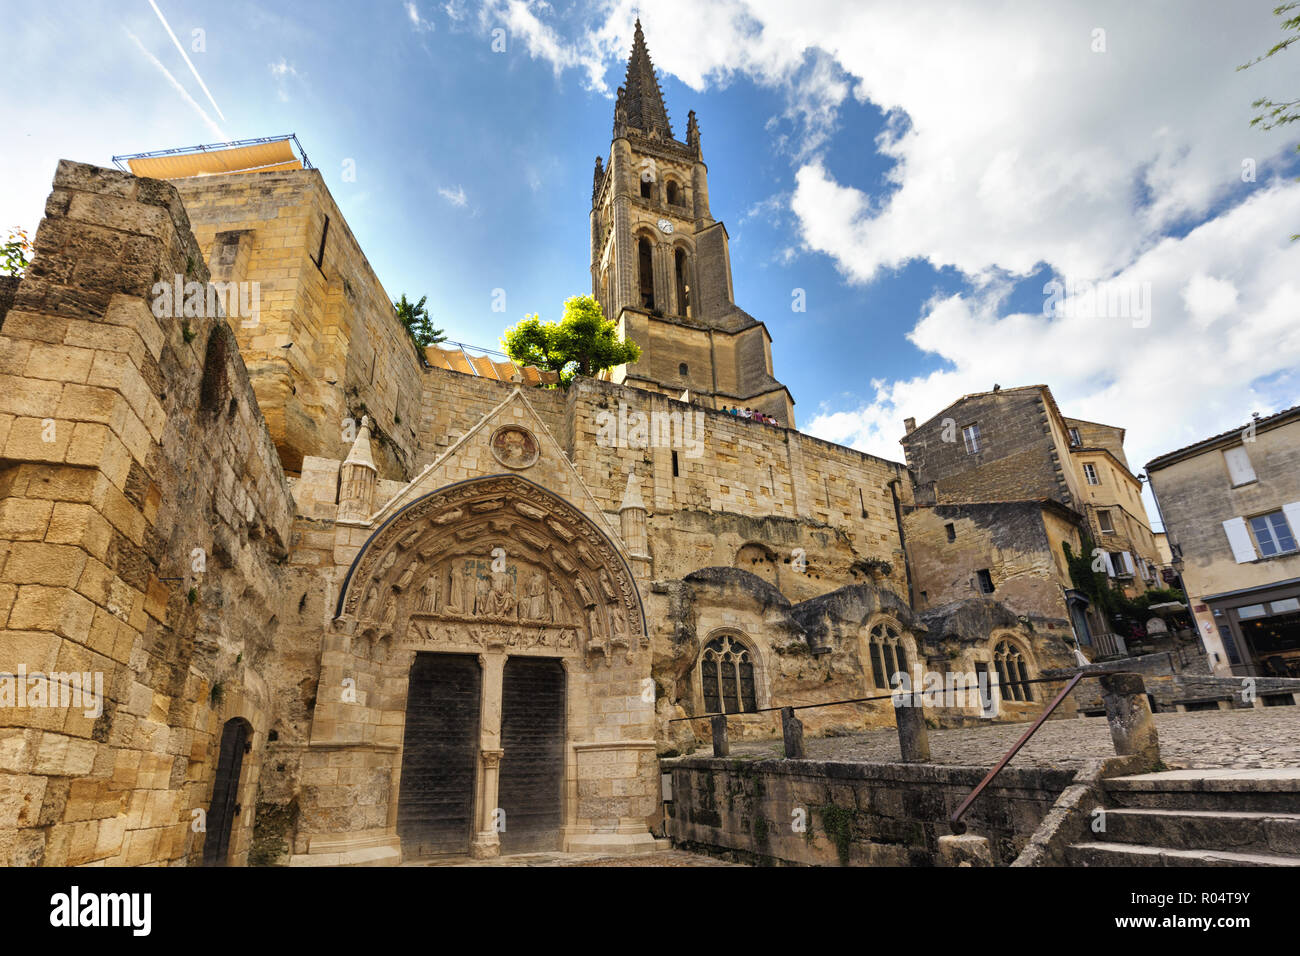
867 622 910 690
700 634 757 714
994 640 1033 701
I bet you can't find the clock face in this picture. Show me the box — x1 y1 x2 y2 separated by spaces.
657 218 674 234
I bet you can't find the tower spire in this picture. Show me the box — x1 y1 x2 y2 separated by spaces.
618 18 673 140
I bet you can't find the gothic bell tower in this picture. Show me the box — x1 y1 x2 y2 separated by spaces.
591 20 795 425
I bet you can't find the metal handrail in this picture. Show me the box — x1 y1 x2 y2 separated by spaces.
668 674 1064 723
948 668 1142 834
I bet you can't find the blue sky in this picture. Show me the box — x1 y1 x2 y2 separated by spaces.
2 1 1299 525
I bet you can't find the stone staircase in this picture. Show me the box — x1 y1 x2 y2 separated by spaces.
1067 769 1300 866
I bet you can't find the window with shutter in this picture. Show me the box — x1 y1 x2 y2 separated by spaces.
1249 511 1297 557
1223 446 1257 486
1222 517 1258 563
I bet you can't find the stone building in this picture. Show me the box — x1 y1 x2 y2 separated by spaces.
902 499 1093 650
1146 406 1300 677
900 384 1165 649
0 25 1086 867
591 21 795 425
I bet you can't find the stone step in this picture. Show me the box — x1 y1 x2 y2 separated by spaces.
1103 770 1300 813
1066 842 1300 867
1096 808 1300 855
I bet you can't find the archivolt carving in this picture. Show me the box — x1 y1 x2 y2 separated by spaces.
336 475 646 666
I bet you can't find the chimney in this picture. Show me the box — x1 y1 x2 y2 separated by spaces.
904 417 916 434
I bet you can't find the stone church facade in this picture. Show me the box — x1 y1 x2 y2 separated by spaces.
0 23 1080 867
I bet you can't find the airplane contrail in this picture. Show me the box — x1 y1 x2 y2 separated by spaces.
125 28 227 141
146 0 227 122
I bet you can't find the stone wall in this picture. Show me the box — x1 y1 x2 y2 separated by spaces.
902 388 1078 509
665 756 1075 865
0 161 298 865
173 170 425 481
904 501 1079 623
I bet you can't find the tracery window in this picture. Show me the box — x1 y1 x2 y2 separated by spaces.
700 634 757 714
867 622 910 690
994 640 1033 701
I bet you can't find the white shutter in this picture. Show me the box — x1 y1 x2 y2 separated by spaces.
1223 517 1257 563
1102 552 1116 577
1223 446 1256 486
1283 503 1300 549
1121 551 1135 575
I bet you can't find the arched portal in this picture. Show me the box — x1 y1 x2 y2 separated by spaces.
330 474 650 860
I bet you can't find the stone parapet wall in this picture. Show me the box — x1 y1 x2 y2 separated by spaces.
0 161 297 866
665 756 1075 865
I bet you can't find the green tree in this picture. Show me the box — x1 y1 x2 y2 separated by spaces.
1 227 32 277
394 293 446 349
1240 2 1300 239
501 295 641 387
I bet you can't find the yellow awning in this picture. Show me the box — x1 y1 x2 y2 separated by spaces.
126 139 300 179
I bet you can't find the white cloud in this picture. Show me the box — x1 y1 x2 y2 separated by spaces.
269 58 302 102
405 2 436 33
803 180 1300 476
438 184 468 207
472 0 1299 485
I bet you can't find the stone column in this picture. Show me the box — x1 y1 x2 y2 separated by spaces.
710 715 729 756
894 692 930 762
781 707 805 759
336 415 378 522
470 749 505 859
1099 673 1160 763
619 470 652 581
469 653 506 858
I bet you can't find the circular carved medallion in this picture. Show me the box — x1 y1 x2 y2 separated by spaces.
489 425 540 469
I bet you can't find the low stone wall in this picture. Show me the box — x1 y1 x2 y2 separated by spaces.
665 756 1075 866
1046 654 1300 712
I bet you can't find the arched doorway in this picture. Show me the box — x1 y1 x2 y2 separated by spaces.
333 474 649 860
204 717 251 865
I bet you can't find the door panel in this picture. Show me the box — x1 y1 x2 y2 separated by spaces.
498 657 566 854
397 653 482 858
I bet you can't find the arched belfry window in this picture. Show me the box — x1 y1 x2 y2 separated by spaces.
867 622 911 690
665 180 680 206
700 634 758 714
674 247 692 318
638 236 655 309
994 640 1033 701
640 177 654 200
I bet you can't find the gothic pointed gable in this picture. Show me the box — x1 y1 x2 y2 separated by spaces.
364 387 623 547
332 388 648 660
618 19 674 140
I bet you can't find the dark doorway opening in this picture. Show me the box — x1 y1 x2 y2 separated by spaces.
397 653 482 857
498 657 566 854
204 717 251 865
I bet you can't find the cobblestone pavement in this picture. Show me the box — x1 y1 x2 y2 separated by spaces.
723 707 1300 770
411 849 740 867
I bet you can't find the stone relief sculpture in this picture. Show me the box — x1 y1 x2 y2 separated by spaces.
485 573 518 619
395 564 415 591
549 580 567 624
525 572 547 621
338 478 645 659
361 586 378 620
418 574 439 613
